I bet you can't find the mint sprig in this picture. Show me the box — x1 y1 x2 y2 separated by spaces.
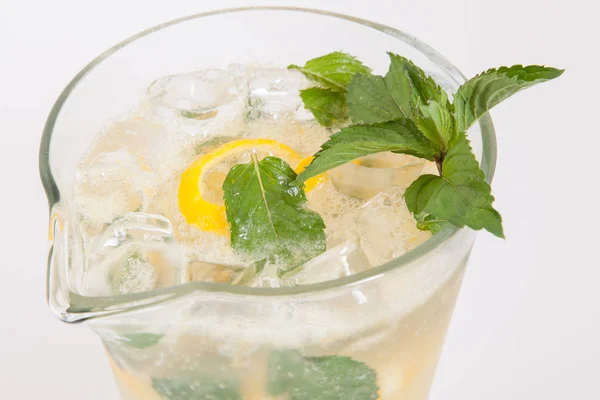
289 52 372 127
405 132 504 237
289 51 372 92
414 100 457 152
299 87 348 127
223 156 326 275
268 350 378 400
295 119 438 184
346 73 409 123
388 53 450 109
346 53 450 124
454 65 564 132
295 51 563 237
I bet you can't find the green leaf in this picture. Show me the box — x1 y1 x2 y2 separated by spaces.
346 53 451 124
299 87 348 127
415 100 457 151
454 64 564 132
295 119 440 184
388 53 450 109
268 350 378 400
405 132 504 237
288 51 372 92
178 109 218 120
152 377 241 400
382 53 415 118
120 333 163 349
415 214 446 234
346 74 408 123
223 156 326 275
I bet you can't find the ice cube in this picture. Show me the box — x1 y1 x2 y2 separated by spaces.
328 188 431 266
247 68 312 121
83 213 183 296
112 254 158 294
283 241 371 285
74 150 160 227
329 152 426 200
228 260 279 288
81 117 166 168
243 119 330 157
226 260 299 288
187 261 238 283
147 68 247 137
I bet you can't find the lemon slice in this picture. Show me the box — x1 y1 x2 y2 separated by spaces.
179 139 312 235
294 156 329 192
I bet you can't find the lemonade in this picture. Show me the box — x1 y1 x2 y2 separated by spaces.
71 64 458 399
43 9 562 400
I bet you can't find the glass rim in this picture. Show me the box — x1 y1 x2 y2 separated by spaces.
40 6 497 321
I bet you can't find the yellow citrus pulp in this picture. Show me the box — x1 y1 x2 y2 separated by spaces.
178 139 326 235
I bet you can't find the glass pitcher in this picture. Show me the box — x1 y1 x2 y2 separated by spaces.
40 7 497 400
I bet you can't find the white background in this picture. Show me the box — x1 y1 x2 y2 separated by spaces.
1 0 599 399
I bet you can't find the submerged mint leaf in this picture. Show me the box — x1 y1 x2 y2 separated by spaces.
178 109 219 120
268 350 378 400
120 333 163 349
223 156 326 275
404 132 504 237
152 376 241 400
454 65 564 132
179 110 198 119
416 215 446 234
300 87 348 127
289 51 372 92
295 119 440 184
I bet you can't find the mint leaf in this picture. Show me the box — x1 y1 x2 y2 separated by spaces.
287 51 564 238
289 51 372 92
388 53 450 109
179 109 218 120
415 100 457 151
416 215 446 234
382 53 416 117
120 333 163 349
268 350 378 400
295 119 440 184
300 87 348 127
223 156 326 275
346 74 408 123
346 53 451 124
454 65 564 132
405 132 504 237
152 377 240 400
